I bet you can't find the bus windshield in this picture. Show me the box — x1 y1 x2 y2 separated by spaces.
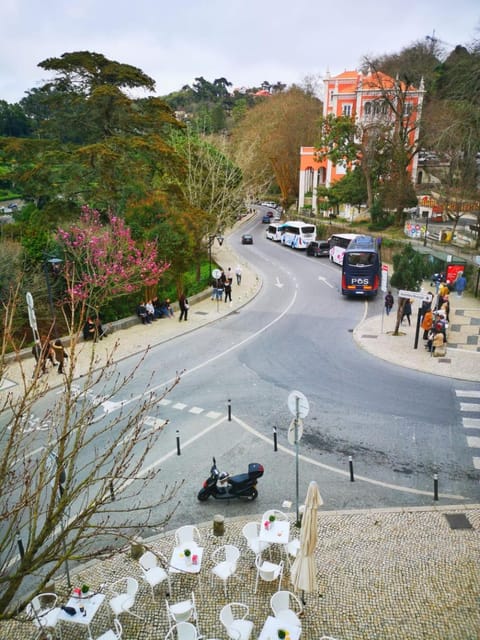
345 252 376 266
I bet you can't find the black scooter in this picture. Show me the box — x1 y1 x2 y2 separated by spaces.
197 457 264 501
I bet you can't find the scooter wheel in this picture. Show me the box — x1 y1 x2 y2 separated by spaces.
197 489 210 501
246 488 258 501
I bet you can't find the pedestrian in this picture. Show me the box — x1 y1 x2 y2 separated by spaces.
384 290 394 316
454 271 467 297
83 316 96 338
226 267 233 285
401 298 412 326
179 292 189 321
136 302 150 325
215 278 224 301
51 338 68 374
224 280 232 303
421 306 433 340
235 265 242 285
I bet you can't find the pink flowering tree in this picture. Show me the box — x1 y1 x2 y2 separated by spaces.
57 206 169 318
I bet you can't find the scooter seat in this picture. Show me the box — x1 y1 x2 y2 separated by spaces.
229 473 249 486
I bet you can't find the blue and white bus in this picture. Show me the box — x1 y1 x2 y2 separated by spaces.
341 235 381 297
279 221 316 249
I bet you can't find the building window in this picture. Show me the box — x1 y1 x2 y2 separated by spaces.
364 102 371 115
342 104 352 116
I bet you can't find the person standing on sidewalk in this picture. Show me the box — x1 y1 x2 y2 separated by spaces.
384 290 394 316
52 338 68 374
224 280 232 303
179 292 189 321
453 271 467 297
235 265 242 285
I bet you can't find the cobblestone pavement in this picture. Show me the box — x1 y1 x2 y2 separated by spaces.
3 506 479 640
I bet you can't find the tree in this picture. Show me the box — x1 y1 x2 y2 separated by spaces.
0 51 183 217
389 244 426 335
231 87 322 207
56 206 170 315
0 256 180 619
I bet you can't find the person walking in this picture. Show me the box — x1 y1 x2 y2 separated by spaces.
179 292 189 321
454 271 467 297
421 306 433 340
235 265 242 285
401 298 412 326
224 280 232 303
51 338 68 374
384 291 394 316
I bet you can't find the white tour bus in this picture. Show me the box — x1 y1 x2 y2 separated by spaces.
265 222 283 241
329 233 360 265
280 221 316 249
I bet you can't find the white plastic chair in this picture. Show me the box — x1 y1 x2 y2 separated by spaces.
262 509 289 523
166 592 198 630
26 593 62 639
175 525 202 547
139 550 171 599
242 522 271 560
211 544 240 597
109 577 141 621
164 622 199 640
285 537 300 569
219 603 254 640
254 555 283 593
270 590 304 627
95 618 122 640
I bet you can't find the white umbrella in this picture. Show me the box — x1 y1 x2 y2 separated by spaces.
290 480 323 601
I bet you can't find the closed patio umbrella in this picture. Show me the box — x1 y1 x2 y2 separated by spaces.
290 480 323 601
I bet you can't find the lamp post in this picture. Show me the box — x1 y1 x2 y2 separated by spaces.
43 255 62 337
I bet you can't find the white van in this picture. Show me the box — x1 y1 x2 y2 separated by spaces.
265 223 283 241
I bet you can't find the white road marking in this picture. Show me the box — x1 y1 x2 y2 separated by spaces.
463 418 480 428
206 411 222 419
143 417 166 429
173 402 187 410
473 457 480 470
189 407 203 414
275 277 284 288
158 399 172 406
460 403 480 412
455 390 480 398
466 436 480 448
318 276 334 288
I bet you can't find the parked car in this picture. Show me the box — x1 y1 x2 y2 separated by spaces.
261 214 271 223
306 240 330 257
241 234 253 245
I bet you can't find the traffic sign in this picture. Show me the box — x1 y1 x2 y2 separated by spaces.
212 268 222 280
288 418 304 445
398 289 432 302
287 390 309 418
381 264 388 292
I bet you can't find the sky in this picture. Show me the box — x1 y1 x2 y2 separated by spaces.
1 0 479 104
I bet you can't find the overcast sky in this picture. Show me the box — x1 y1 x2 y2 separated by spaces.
1 0 479 103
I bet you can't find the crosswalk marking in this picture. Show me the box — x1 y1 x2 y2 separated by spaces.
172 402 187 410
455 390 480 398
157 398 171 406
459 402 480 412
463 418 480 428
473 457 480 470
466 436 480 448
189 407 203 414
206 411 222 419
143 417 165 429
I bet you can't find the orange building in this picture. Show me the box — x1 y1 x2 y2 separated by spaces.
299 69 425 214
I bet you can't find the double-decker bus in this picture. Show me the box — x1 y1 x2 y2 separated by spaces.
265 223 283 242
279 221 316 249
328 233 359 265
341 235 381 297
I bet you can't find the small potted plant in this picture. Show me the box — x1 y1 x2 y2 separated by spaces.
184 548 191 564
277 629 287 639
81 584 90 598
269 514 276 528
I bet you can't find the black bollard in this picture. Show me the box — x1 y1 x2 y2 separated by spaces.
433 473 438 501
228 399 232 421
349 455 354 482
109 480 115 502
273 426 278 452
176 430 181 456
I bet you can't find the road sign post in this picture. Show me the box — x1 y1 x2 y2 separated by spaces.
287 390 309 526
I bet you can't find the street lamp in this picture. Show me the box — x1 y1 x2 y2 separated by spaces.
208 233 224 277
43 255 62 337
